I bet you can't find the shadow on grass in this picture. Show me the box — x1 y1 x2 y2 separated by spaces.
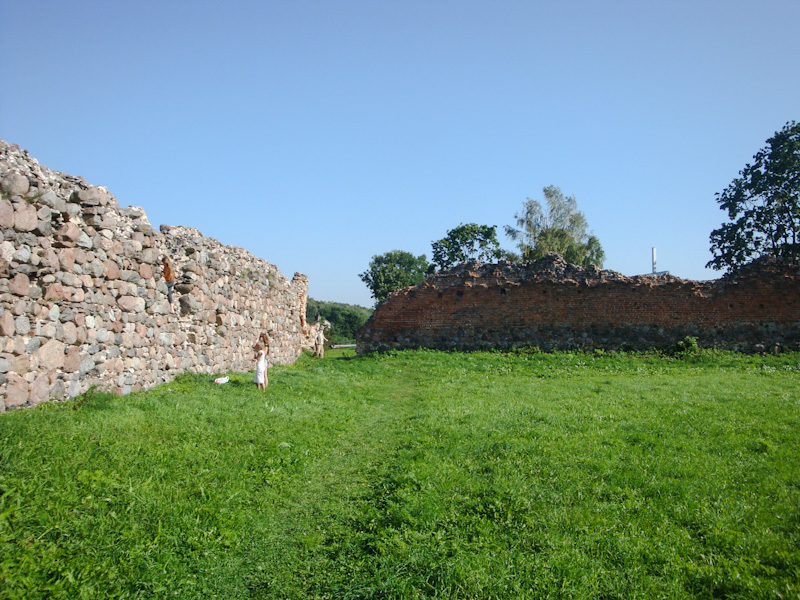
72 386 116 411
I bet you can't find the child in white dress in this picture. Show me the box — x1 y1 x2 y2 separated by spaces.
254 346 267 390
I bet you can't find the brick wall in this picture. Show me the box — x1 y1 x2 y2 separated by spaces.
357 255 800 353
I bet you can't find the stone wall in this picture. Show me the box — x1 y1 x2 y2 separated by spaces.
0 140 314 410
357 255 800 354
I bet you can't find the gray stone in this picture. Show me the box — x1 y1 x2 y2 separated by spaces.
79 356 95 374
14 314 30 335
13 246 31 263
26 337 42 353
67 380 83 398
76 231 93 249
48 304 60 321
64 202 82 218
179 294 201 316
88 259 105 277
34 219 53 237
37 205 52 221
1 173 29 196
38 190 66 212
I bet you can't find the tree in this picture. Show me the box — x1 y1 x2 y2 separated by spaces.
707 121 800 273
359 250 431 304
504 186 605 267
430 223 504 271
306 298 372 344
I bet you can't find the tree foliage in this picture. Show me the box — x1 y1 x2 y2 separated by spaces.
431 223 504 271
504 186 605 268
306 299 372 344
707 121 800 273
359 250 430 304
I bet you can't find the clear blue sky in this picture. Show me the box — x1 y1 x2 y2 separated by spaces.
2 0 798 307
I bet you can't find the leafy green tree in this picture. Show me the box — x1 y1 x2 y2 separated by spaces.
431 223 504 271
707 121 800 273
359 250 430 304
504 186 605 267
306 299 372 344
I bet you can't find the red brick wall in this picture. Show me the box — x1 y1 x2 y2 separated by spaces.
356 256 800 353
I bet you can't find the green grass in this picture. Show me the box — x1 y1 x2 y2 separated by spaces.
1 350 799 599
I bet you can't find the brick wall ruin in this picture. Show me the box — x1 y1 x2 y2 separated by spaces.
0 140 314 410
357 255 800 354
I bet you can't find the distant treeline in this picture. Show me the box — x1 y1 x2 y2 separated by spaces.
306 298 372 344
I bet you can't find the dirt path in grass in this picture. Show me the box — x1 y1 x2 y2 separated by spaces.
230 361 433 596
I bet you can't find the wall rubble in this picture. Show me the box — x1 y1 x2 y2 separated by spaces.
357 255 800 354
0 140 313 411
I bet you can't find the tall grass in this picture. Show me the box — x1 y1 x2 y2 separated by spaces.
1 349 799 599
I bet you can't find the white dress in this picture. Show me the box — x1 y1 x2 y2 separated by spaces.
254 350 267 384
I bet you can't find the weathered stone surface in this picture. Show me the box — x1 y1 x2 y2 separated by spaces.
64 203 81 219
104 260 121 279
13 202 38 232
37 190 65 212
30 373 51 405
10 352 29 373
0 197 14 228
14 314 31 335
178 294 201 316
58 248 75 270
57 222 81 243
1 172 29 196
76 231 93 249
0 240 14 262
117 295 145 312
62 321 78 344
79 355 94 375
13 246 31 264
73 187 101 206
5 372 28 407
37 339 65 370
63 346 81 372
9 273 30 296
0 138 313 408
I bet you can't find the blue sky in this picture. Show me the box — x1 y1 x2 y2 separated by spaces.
2 0 798 307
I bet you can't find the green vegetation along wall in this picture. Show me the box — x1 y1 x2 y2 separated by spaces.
306 298 372 344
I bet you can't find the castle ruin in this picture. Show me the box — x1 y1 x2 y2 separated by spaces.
357 255 800 354
0 140 314 410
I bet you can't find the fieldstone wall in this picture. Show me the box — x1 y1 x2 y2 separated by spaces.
0 140 314 411
357 255 800 354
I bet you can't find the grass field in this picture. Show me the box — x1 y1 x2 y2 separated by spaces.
1 349 799 599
